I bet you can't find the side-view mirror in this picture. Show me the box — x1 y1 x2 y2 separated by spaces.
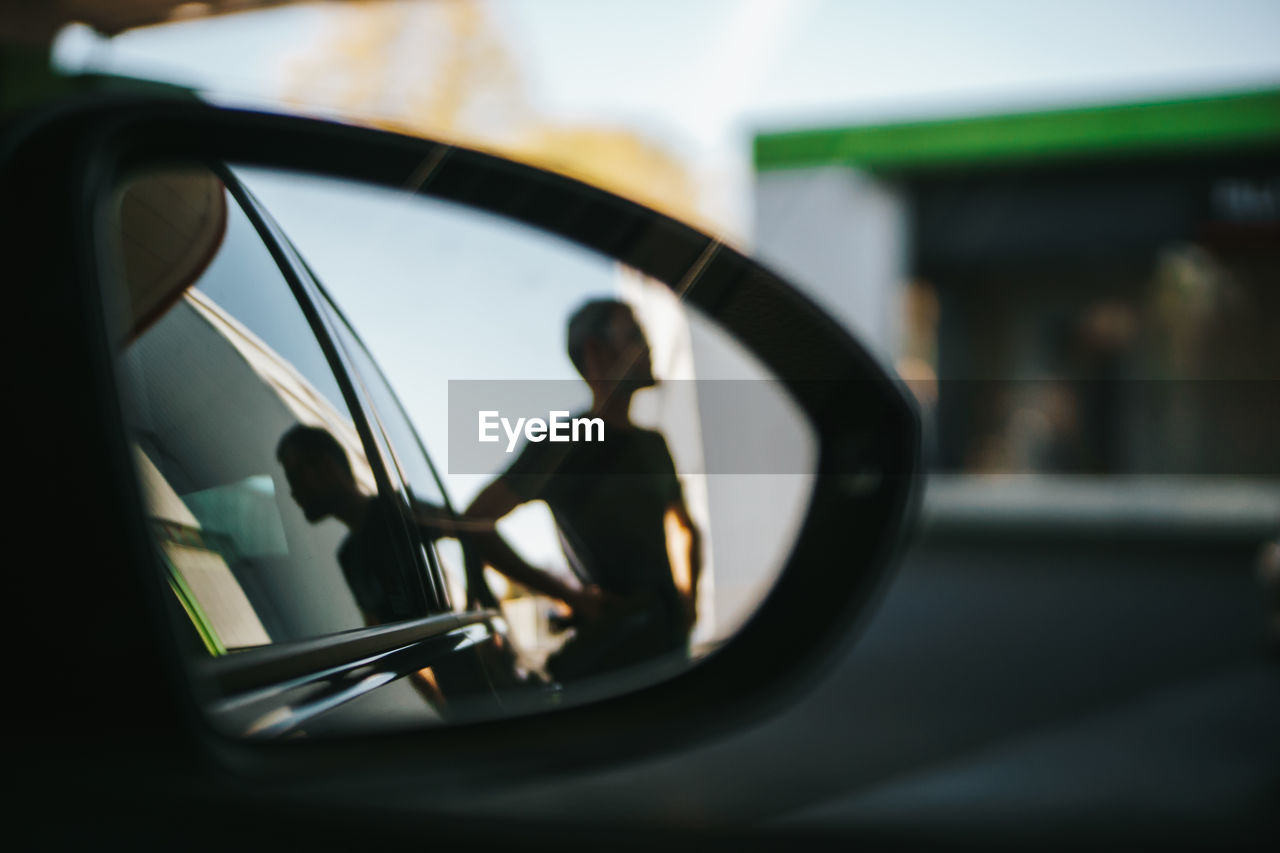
7 98 918 775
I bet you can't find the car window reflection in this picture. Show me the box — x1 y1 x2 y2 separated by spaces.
110 168 428 650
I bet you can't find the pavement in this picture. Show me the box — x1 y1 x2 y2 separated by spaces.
426 522 1279 840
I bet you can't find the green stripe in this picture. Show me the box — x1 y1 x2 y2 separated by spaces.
162 551 227 657
754 87 1280 173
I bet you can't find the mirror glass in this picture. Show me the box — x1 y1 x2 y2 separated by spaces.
98 162 817 736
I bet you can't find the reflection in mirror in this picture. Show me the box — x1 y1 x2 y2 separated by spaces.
100 162 816 736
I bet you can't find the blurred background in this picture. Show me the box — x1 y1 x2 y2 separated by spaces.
21 0 1280 494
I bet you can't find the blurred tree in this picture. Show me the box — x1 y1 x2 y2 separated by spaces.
284 0 702 226
515 124 699 226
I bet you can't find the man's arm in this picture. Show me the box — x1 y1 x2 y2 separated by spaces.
409 490 569 600
668 499 703 633
460 479 608 620
464 477 523 529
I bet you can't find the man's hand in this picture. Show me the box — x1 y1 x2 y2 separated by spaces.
564 584 616 625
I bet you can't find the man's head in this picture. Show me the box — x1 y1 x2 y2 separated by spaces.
276 425 356 522
566 299 655 387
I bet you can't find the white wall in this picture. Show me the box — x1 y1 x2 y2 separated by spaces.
753 166 910 363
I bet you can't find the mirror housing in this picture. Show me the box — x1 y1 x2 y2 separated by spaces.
2 96 920 780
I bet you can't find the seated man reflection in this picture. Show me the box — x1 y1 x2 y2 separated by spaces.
465 299 703 683
277 426 421 625
276 424 602 627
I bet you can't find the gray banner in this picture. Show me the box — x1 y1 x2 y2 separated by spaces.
446 379 817 475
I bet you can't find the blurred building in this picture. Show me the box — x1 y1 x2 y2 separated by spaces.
754 87 1280 477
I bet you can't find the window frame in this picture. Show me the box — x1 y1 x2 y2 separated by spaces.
101 159 516 735
305 278 491 612
111 159 453 647
232 175 466 613
214 164 447 619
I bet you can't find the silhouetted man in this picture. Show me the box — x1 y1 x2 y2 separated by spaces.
465 299 702 681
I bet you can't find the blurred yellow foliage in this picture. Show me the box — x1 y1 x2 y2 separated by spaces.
284 0 705 228
513 125 700 224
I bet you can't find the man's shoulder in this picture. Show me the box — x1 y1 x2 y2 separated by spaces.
631 425 669 444
627 426 675 458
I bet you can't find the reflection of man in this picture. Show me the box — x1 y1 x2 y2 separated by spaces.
465 299 703 681
277 425 599 626
277 426 421 625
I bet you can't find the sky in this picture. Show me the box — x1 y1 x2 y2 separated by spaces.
55 0 1280 237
